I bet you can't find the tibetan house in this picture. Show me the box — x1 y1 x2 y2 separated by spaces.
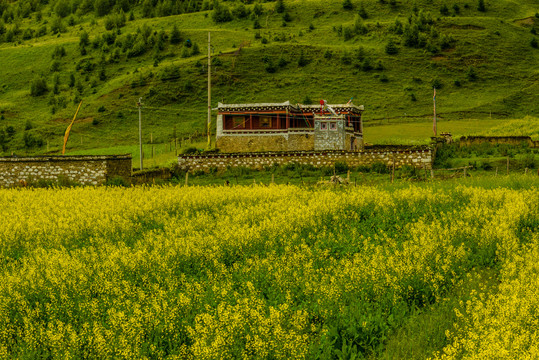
216 101 364 153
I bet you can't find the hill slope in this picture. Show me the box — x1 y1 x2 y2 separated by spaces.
0 0 538 156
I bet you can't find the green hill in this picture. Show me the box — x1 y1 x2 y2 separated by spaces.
0 0 538 159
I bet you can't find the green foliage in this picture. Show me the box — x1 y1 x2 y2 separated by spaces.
170 25 181 44
385 39 398 55
531 38 538 49
212 1 232 23
30 76 48 97
95 0 113 17
297 50 308 67
477 0 486 12
275 0 285 13
54 0 71 18
440 4 449 16
342 0 353 10
466 66 477 81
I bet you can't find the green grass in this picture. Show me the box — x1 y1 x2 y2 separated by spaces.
0 0 538 156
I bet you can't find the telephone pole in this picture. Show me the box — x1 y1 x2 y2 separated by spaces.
207 31 211 149
137 97 143 170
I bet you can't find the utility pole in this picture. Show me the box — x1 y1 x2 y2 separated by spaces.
137 97 143 170
207 31 211 149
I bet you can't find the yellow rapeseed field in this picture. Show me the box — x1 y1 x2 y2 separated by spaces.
0 180 537 359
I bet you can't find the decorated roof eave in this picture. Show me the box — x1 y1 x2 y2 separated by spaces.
216 102 364 113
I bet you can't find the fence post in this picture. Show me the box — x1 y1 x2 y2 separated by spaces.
507 156 509 175
185 172 189 186
391 154 395 183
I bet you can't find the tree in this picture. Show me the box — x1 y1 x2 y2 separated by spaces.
477 0 486 12
298 50 308 67
95 0 113 17
466 66 477 81
275 0 285 13
358 2 368 19
30 76 48 96
170 24 181 44
212 1 232 23
439 4 449 16
385 39 398 54
531 38 538 49
342 0 353 10
79 30 89 47
54 0 71 18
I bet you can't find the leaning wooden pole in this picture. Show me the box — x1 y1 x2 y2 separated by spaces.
207 31 211 149
62 100 83 155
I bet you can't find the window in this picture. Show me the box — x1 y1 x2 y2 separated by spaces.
260 116 272 128
320 122 327 130
232 116 245 129
329 122 337 130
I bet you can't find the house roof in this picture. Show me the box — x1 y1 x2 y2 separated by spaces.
217 101 364 113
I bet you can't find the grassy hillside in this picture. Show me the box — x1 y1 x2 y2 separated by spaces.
0 0 538 157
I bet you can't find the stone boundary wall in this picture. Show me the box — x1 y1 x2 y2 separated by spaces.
178 148 433 173
0 155 132 187
459 136 539 148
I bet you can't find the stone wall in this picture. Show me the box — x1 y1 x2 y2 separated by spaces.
459 136 539 148
0 155 132 187
217 132 315 153
178 148 433 173
314 116 346 150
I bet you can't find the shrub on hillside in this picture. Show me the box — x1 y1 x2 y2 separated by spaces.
342 0 353 10
170 25 181 44
52 45 66 59
385 39 398 54
232 3 249 19
30 77 48 97
477 0 486 12
466 66 477 81
95 0 114 17
275 0 285 13
212 2 232 23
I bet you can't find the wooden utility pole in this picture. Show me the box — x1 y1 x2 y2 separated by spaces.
207 31 211 149
137 97 143 170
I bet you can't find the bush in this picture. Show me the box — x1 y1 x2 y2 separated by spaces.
519 154 536 169
52 45 66 59
212 2 232 23
372 162 389 174
400 165 420 179
334 161 349 174
342 0 354 10
531 38 538 49
275 0 285 13
182 147 199 155
170 25 181 44
298 51 309 67
432 78 443 89
439 4 449 16
477 0 486 12
466 66 477 81
385 39 398 54
324 49 333 59
30 77 48 97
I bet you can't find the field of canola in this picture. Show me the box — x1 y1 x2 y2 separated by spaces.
0 179 538 359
